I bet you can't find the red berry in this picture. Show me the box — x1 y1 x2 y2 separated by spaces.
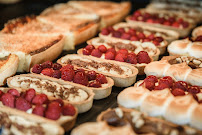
152 40 160 46
117 49 128 55
154 83 169 90
117 28 125 33
106 48 116 55
147 34 155 40
195 36 202 42
121 33 131 40
172 22 180 28
91 49 102 58
144 81 155 90
15 97 31 111
188 86 200 94
52 63 62 70
130 36 139 41
85 45 95 52
105 51 115 60
112 31 121 38
168 17 175 23
125 54 137 64
98 45 107 53
1 93 15 108
60 64 74 71
133 10 141 17
107 26 115 33
82 48 91 55
115 53 125 62
146 18 155 23
32 64 43 74
25 88 36 102
88 80 101 88
144 75 158 83
53 99 64 107
73 72 89 86
41 61 53 69
159 76 173 88
143 38 151 42
87 70 97 81
172 88 185 96
7 89 20 97
157 17 165 24
128 29 136 36
173 81 188 91
41 68 54 77
182 22 189 28
75 68 86 74
137 51 151 64
52 70 61 79
101 28 110 35
32 94 48 105
0 90 4 100
62 104 76 116
138 32 146 39
163 21 171 26
45 102 61 120
61 68 75 81
32 104 45 117
96 74 107 84
153 37 164 42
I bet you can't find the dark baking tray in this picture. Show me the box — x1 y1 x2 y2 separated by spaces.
0 0 162 135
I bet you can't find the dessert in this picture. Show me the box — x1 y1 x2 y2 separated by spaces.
31 61 114 100
192 26 202 38
7 74 94 113
57 54 138 87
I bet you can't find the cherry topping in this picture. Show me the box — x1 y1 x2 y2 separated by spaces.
88 80 102 88
91 49 102 58
32 64 43 74
173 81 188 91
41 61 53 69
73 72 89 86
41 68 54 77
105 51 115 60
159 76 173 88
82 48 91 55
98 45 107 53
96 74 107 84
188 86 200 94
154 83 169 90
85 45 95 52
137 51 151 64
172 88 185 96
144 75 158 83
101 28 110 35
87 70 97 81
52 63 62 70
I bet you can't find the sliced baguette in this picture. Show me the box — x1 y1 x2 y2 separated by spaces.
57 54 138 87
7 74 94 113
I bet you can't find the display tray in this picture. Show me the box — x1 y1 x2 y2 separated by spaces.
0 0 169 135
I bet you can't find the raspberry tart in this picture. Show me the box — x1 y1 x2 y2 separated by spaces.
7 74 94 113
30 61 114 100
192 26 202 38
167 37 202 59
99 22 179 54
57 54 138 87
118 75 202 130
126 9 195 37
0 87 78 134
78 42 153 75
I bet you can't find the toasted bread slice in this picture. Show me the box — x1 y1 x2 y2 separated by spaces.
0 54 19 86
68 1 131 29
0 33 64 72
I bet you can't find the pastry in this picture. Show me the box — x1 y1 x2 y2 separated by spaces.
192 26 202 38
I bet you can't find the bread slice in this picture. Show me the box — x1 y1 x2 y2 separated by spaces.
0 54 19 86
0 33 64 72
68 1 131 29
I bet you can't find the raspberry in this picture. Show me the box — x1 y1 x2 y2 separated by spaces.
87 70 97 81
172 22 180 28
107 26 115 33
171 88 185 96
96 74 107 84
41 61 53 69
0 90 4 100
146 19 155 23
117 28 125 33
137 51 151 64
32 64 43 74
154 83 169 90
41 68 54 77
112 31 121 38
163 21 171 26
62 104 76 116
138 32 146 39
52 70 61 79
15 97 31 111
188 86 200 94
1 93 15 108
32 94 48 105
125 54 137 64
157 17 165 24
116 52 127 60
145 81 155 90
173 81 188 91
195 36 202 42
144 75 158 83
117 49 128 55
143 38 151 42
128 29 136 36
25 88 36 102
121 33 131 40
182 22 189 28
45 101 62 120
147 34 155 40
105 51 115 60
101 28 110 35
61 68 75 81
85 45 95 52
75 68 85 74
7 89 20 97
152 40 160 46
82 48 91 55
73 72 89 86
130 36 139 41
98 45 107 53
106 48 116 55
53 99 64 107
60 64 74 71
133 10 141 17
52 63 62 70
32 104 45 117
168 17 175 23
115 53 125 62
153 37 163 42
88 80 101 88
159 76 173 88
91 49 102 58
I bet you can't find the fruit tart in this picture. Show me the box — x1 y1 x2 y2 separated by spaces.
99 22 179 54
78 42 153 75
7 74 94 113
0 87 78 134
126 9 195 37
192 26 202 38
167 36 202 59
57 54 138 87
118 75 202 130
30 61 114 100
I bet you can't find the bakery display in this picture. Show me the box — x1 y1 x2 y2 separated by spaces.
100 22 179 54
30 61 114 100
126 9 195 37
118 75 202 130
167 37 202 59
57 54 138 87
67 1 131 29
78 39 154 75
192 26 202 38
0 54 19 86
0 87 78 134
7 74 94 113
